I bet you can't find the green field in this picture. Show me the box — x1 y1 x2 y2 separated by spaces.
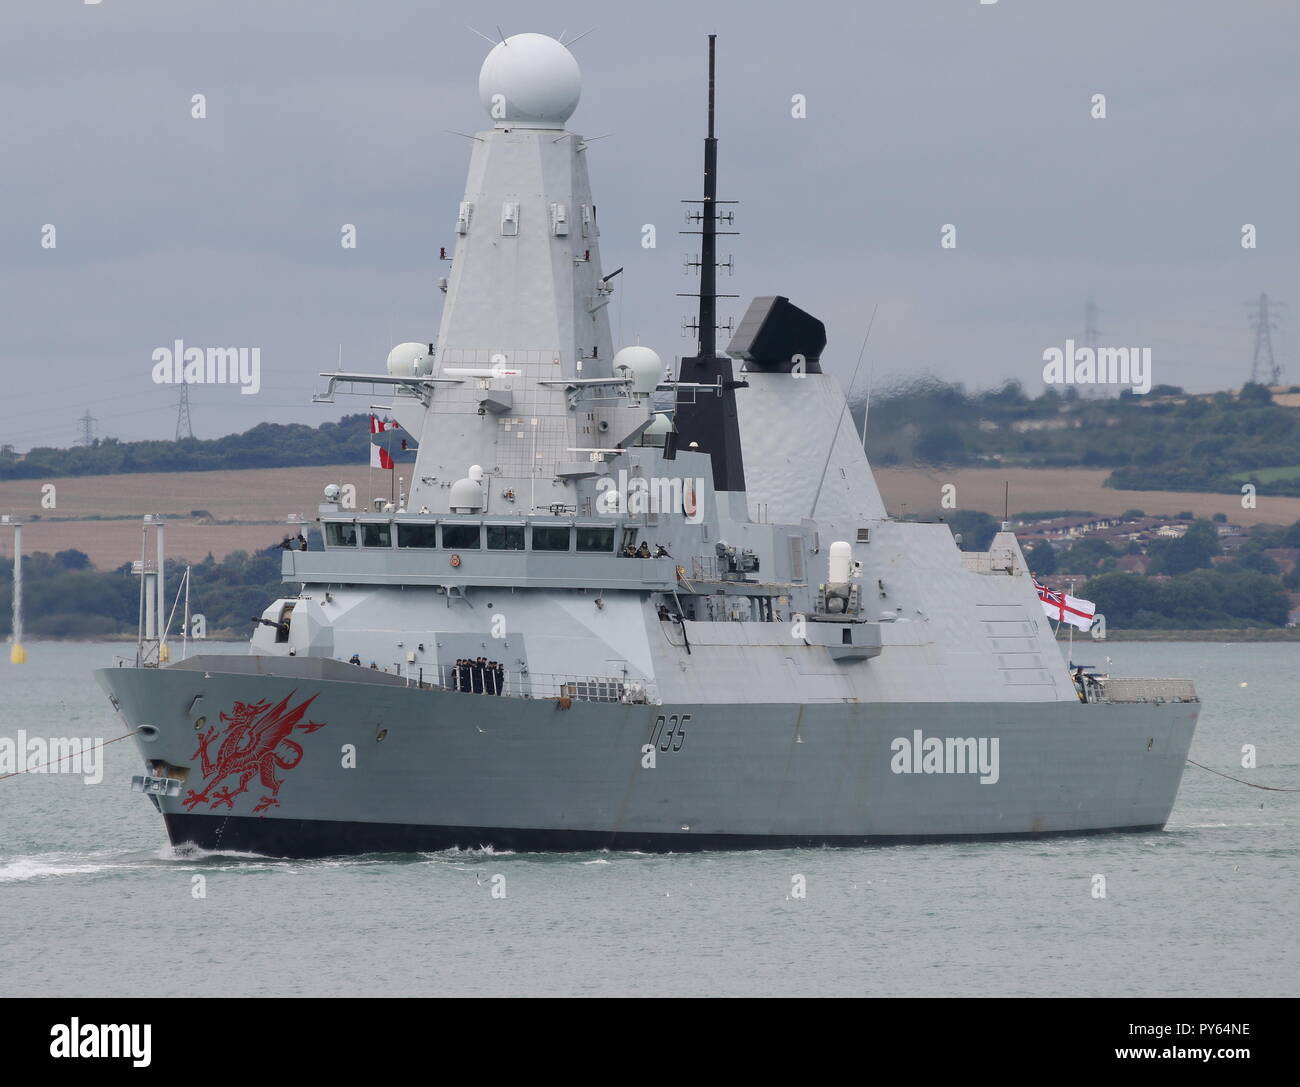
1232 465 1300 484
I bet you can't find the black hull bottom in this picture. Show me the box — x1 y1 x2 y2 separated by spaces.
163 812 1166 858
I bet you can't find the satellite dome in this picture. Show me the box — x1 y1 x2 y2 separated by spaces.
613 346 663 395
387 342 432 377
478 33 581 128
449 465 486 512
448 478 484 512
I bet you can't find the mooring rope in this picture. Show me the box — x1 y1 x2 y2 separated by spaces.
1185 758 1300 792
0 729 141 782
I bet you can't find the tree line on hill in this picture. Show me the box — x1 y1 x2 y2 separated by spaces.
0 540 297 639
1024 517 1300 580
0 415 371 479
851 377 1300 496
910 510 1296 630
6 378 1299 499
0 514 1293 635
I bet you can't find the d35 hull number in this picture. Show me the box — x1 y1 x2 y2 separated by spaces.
649 713 690 753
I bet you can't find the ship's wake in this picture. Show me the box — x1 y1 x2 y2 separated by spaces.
0 844 294 881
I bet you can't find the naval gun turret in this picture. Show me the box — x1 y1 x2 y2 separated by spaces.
714 540 760 580
817 540 863 616
821 540 861 613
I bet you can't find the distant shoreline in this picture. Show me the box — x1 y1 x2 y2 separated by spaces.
7 462 1300 572
1056 628 1300 642
14 630 1300 646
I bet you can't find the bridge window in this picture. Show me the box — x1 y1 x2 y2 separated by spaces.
487 525 525 550
576 526 615 553
396 524 438 549
325 523 357 548
361 523 391 548
443 523 481 549
532 525 571 552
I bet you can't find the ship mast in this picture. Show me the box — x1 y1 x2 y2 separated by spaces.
667 34 746 495
698 33 719 361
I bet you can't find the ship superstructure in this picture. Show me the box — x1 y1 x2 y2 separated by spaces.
98 33 1199 856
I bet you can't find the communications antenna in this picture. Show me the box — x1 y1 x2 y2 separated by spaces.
678 34 739 353
175 383 195 440
1246 292 1284 386
77 409 97 447
1082 297 1102 398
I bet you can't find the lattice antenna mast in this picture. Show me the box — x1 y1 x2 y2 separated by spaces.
1083 297 1100 352
77 409 97 447
1081 297 1102 399
679 34 738 354
1247 292 1284 386
175 383 195 440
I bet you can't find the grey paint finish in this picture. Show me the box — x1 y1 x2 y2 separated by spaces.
96 34 1202 854
99 661 1195 846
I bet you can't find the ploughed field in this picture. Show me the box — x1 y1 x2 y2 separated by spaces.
875 467 1300 529
0 464 360 568
2 464 1298 569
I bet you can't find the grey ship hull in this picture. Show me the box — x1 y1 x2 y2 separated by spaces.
98 656 1199 858
90 36 1206 861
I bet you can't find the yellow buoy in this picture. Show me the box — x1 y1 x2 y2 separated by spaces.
10 644 26 664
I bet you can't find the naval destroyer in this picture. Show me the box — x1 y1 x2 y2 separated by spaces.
97 33 1200 856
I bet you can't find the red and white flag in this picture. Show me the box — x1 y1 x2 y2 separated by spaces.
1033 578 1096 632
369 415 394 470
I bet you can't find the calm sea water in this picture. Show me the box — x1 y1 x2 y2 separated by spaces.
0 640 1295 997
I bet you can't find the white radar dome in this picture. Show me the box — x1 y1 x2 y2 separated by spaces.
613 346 663 395
478 33 581 128
449 465 486 513
387 342 432 377
449 478 484 512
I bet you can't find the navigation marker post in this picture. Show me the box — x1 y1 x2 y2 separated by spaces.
157 516 167 662
3 517 23 663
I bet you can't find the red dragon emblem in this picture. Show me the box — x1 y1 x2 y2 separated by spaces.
182 691 326 815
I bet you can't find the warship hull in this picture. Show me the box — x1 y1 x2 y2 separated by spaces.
98 657 1199 858
89 34 1205 862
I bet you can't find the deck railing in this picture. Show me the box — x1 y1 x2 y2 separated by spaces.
393 662 657 704
1094 677 1198 704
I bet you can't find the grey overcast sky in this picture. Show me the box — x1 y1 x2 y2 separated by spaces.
1 0 1296 449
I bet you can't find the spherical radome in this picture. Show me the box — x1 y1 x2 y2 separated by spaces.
478 33 581 127
613 346 663 394
387 342 431 377
449 476 485 511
